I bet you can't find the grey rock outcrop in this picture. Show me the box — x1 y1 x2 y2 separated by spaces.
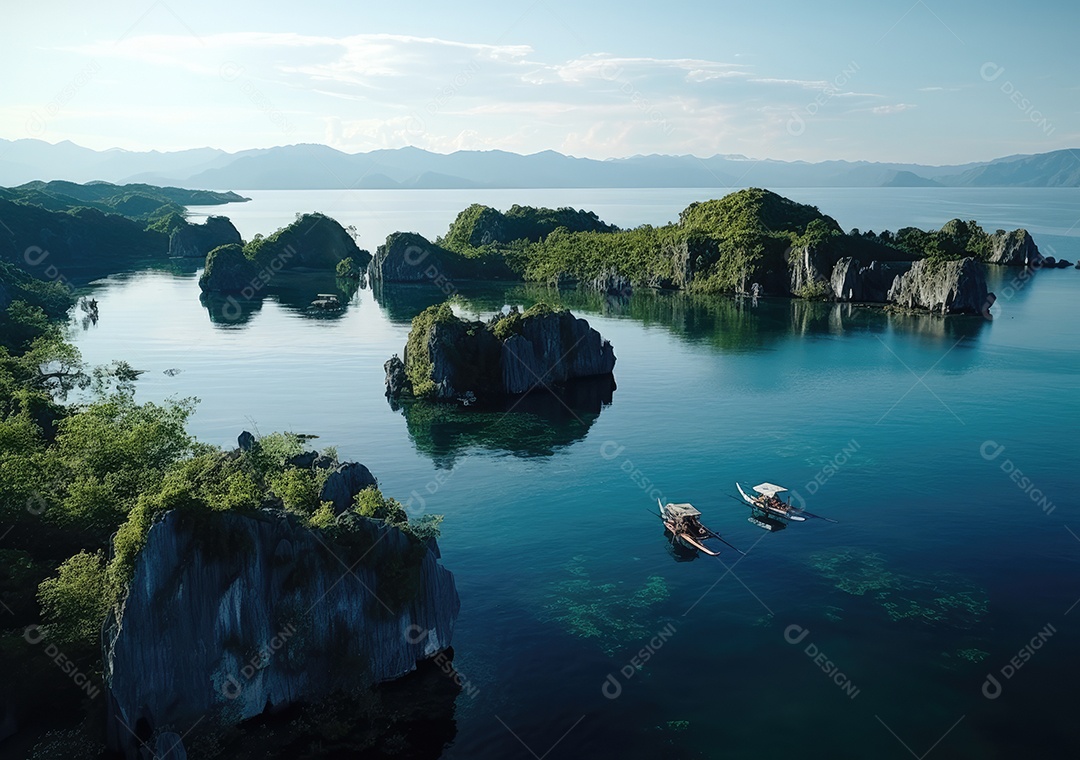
829 259 913 302
501 310 616 395
987 229 1041 266
169 216 241 259
104 508 459 758
886 257 990 314
830 257 862 301
370 232 450 282
788 245 831 294
388 305 616 401
285 450 318 469
319 462 378 514
237 430 256 451
369 232 511 282
590 268 632 295
384 355 409 398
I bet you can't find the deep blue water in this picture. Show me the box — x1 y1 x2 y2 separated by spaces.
74 189 1079 758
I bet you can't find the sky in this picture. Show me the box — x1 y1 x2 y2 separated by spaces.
2 0 1077 164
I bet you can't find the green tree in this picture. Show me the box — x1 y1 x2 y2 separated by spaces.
37 551 110 651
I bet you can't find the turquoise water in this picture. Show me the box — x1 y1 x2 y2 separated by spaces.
75 190 1079 758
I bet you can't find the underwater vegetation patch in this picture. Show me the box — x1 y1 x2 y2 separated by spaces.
808 548 988 629
539 555 671 655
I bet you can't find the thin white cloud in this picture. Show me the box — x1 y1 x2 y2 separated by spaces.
39 31 927 158
871 103 917 115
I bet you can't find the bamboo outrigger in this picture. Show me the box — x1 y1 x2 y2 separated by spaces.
736 482 837 530
657 499 743 556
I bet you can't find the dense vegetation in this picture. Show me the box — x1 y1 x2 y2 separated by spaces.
0 258 438 756
201 213 369 292
0 180 245 278
432 190 1003 295
440 203 617 252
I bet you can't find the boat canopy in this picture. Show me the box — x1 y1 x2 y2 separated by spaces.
753 483 788 497
664 502 702 518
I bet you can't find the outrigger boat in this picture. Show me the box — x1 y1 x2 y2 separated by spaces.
656 499 743 557
735 482 837 530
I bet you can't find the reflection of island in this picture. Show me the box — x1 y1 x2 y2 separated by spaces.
220 654 461 759
200 272 359 326
369 280 459 324
395 375 614 465
445 283 988 353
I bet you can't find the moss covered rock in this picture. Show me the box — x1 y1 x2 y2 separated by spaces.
387 302 616 401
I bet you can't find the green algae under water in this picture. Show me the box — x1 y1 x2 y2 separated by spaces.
808 547 988 628
538 555 671 656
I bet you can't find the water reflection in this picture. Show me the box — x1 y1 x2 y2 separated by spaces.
200 272 361 326
369 280 462 324
438 283 990 353
394 376 615 466
223 652 460 759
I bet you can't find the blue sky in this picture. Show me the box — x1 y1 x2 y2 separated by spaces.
2 0 1076 162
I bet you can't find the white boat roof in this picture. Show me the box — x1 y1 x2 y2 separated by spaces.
664 502 701 517
753 483 788 497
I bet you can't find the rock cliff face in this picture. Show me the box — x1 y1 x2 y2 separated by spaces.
387 303 616 401
987 229 1041 266
169 216 241 258
829 259 913 302
369 232 455 282
104 508 459 758
788 245 832 295
369 232 514 282
500 309 617 395
886 257 990 314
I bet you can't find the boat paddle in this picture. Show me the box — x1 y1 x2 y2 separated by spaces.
793 509 839 523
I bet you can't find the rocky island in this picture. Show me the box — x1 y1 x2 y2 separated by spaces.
385 302 616 401
199 213 369 293
100 436 459 758
371 189 1049 316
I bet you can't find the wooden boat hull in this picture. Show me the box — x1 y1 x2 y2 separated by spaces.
660 524 721 557
736 482 806 521
662 519 724 556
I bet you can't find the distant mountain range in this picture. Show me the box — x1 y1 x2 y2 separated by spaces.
1 139 1078 190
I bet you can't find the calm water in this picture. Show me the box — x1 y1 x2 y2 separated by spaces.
76 189 1079 759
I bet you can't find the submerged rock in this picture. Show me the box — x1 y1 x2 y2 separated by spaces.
169 216 241 259
886 257 990 315
104 508 459 758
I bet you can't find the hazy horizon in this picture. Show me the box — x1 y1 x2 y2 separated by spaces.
6 135 1073 168
4 1 1077 165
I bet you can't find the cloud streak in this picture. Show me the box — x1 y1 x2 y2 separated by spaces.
38 31 915 159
